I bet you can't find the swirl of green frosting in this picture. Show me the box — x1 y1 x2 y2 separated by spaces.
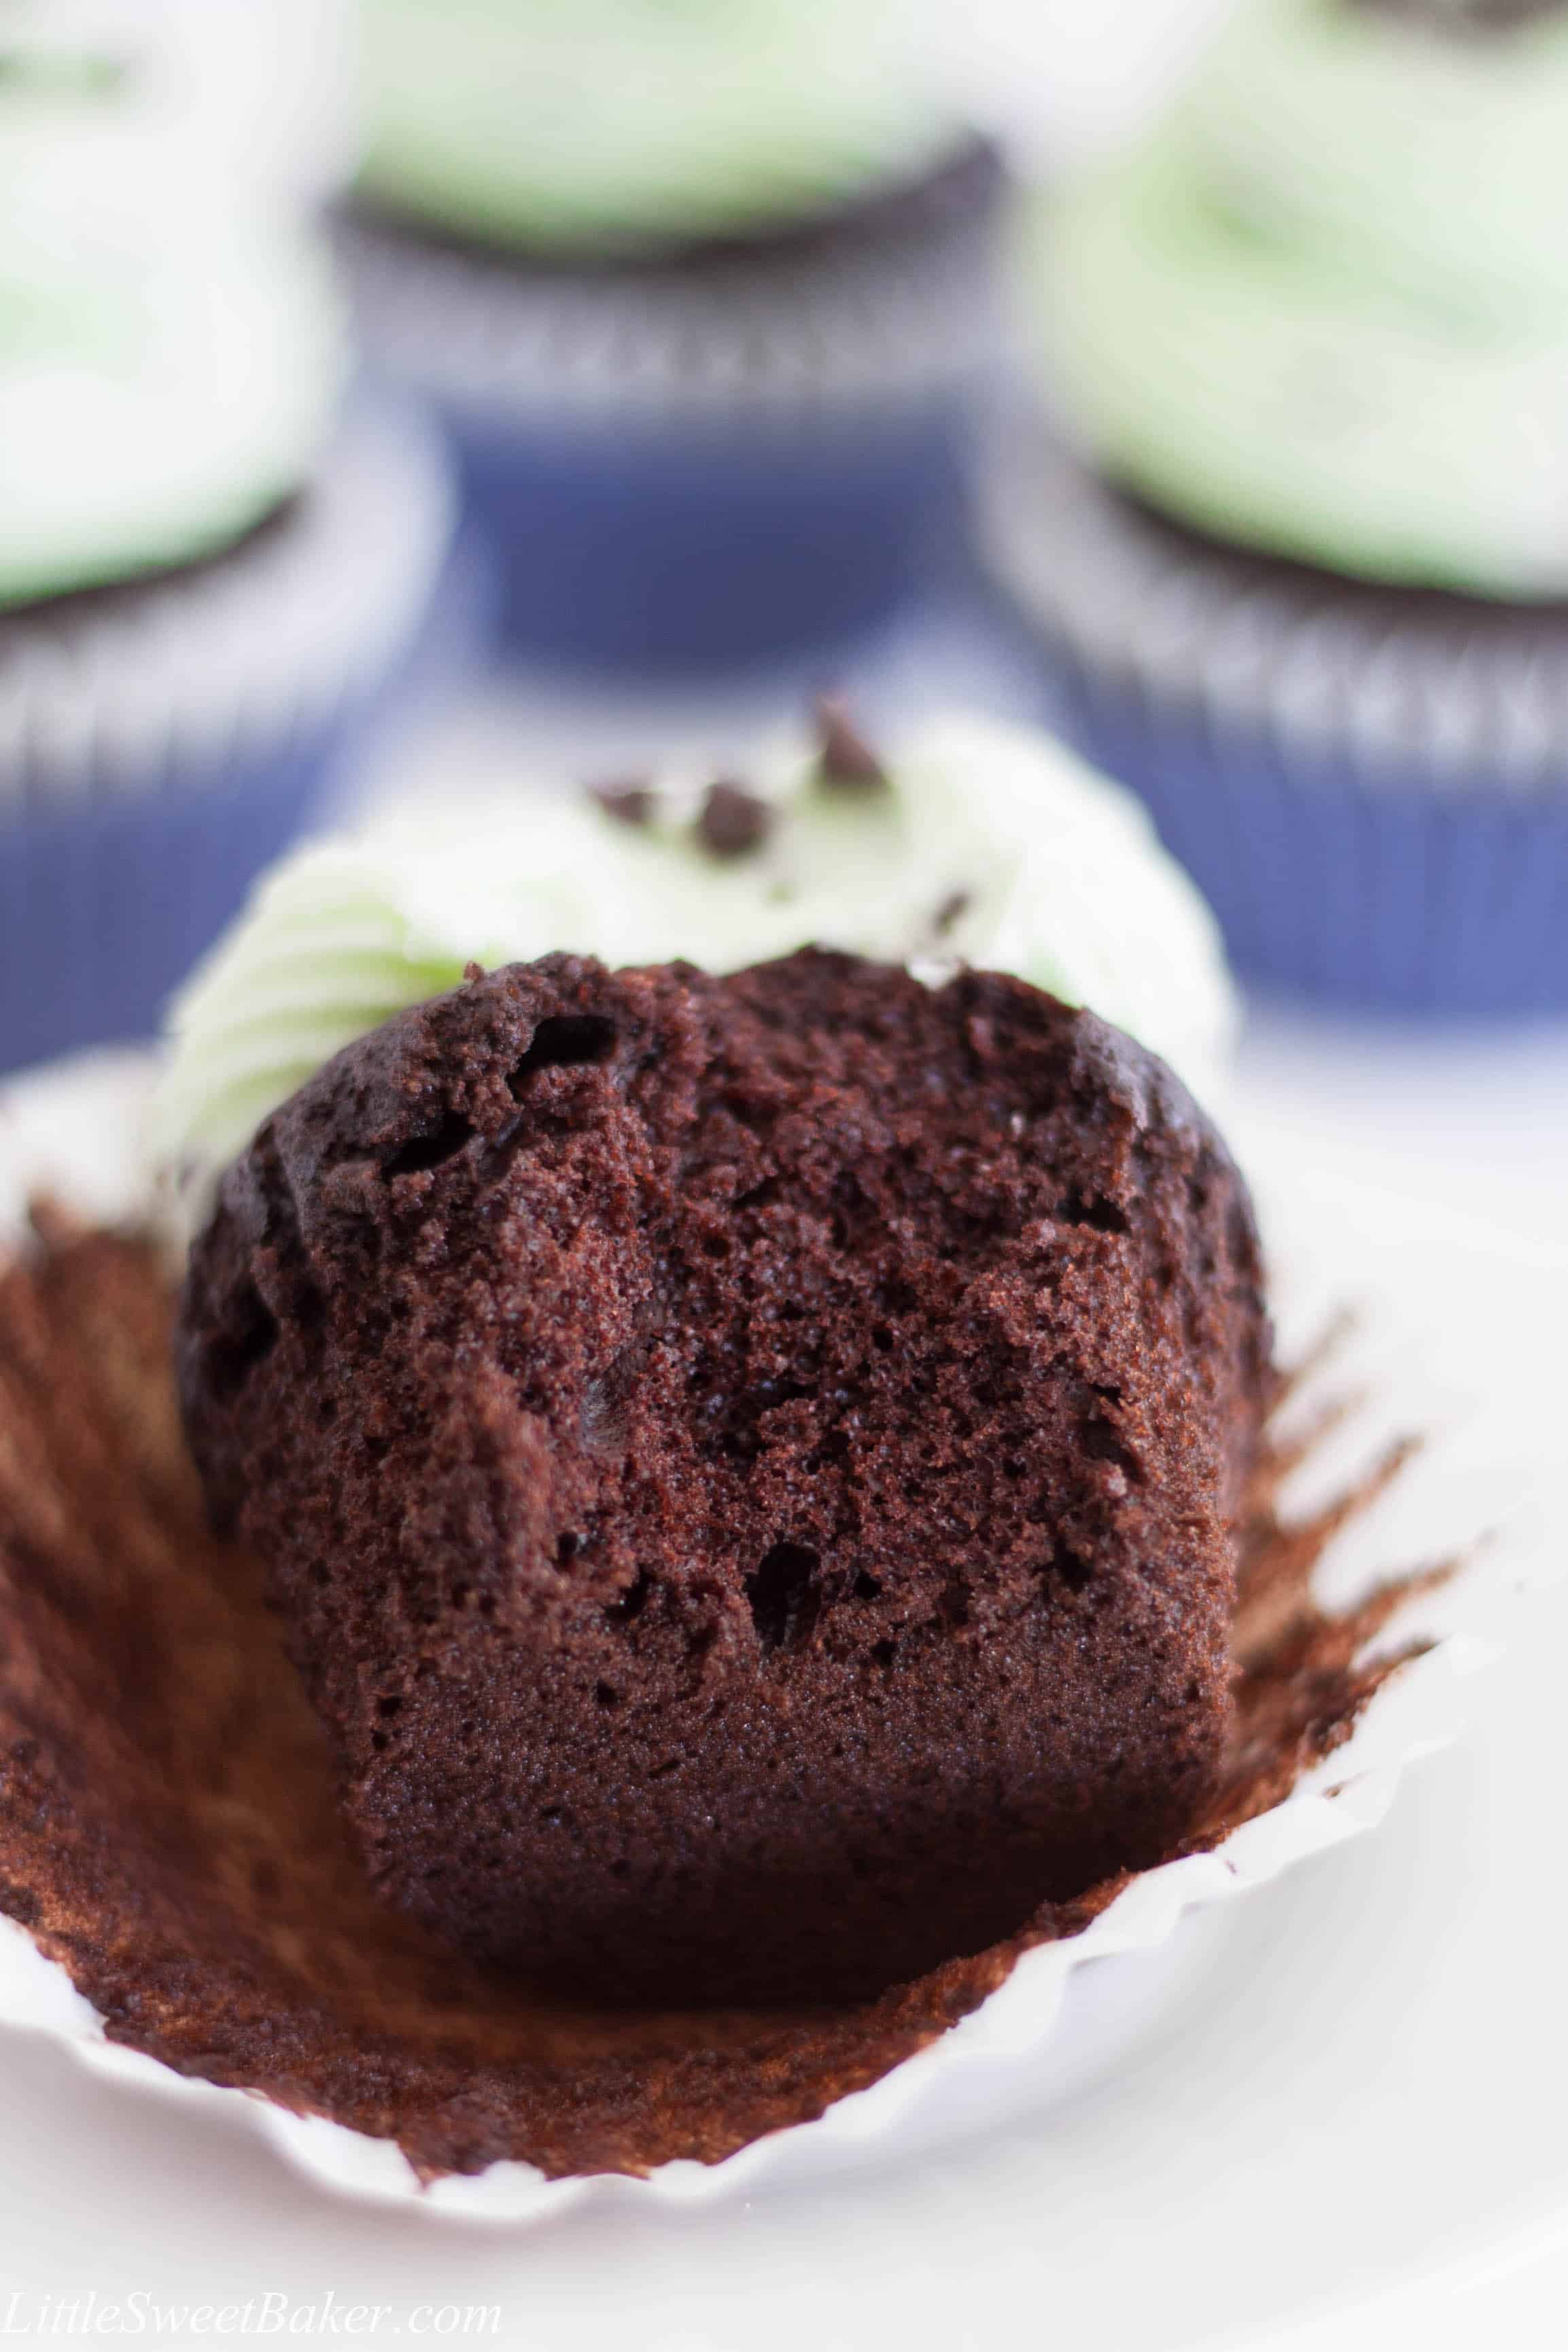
0 19 343 607
357 0 960 254
154 710 1236 1188
1039 0 1568 595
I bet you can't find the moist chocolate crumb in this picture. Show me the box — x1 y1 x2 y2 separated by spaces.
179 948 1276 2008
696 780 773 860
588 782 657 829
814 694 889 792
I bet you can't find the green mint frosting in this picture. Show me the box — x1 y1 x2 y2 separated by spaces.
358 0 959 254
154 711 1236 1188
1037 0 1568 595
0 20 342 607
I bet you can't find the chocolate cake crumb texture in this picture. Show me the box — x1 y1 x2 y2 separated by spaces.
179 948 1274 2007
0 1211 1440 2181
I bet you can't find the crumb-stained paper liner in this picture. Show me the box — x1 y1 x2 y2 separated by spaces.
0 1058 1512 2222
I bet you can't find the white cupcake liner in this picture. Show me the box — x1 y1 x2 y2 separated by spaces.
0 1052 1520 2223
338 145 1007 428
0 396 457 816
977 412 1568 791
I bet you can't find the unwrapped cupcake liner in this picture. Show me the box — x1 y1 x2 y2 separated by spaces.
0 1052 1517 2222
979 418 1568 1014
339 148 1005 667
0 400 460 1069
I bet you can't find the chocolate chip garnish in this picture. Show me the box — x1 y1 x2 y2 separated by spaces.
933 890 973 939
814 695 888 793
589 782 657 829
697 782 773 861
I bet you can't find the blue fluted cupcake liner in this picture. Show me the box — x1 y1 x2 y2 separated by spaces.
340 145 1006 671
979 420 1568 1017
0 398 458 1072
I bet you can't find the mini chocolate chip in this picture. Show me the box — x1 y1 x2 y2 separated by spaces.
814 695 888 792
589 781 657 828
933 889 972 938
697 781 773 860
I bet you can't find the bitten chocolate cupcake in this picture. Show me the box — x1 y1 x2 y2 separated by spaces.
0 704 1456 2189
341 0 1005 668
154 706 1238 1194
0 16 457 1071
981 0 1568 1015
179 947 1271 2007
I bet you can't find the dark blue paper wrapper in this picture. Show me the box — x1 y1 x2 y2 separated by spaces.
443 401 971 672
1 736 333 1072
1049 674 1568 1017
0 400 459 1074
981 423 1568 1018
343 145 1004 674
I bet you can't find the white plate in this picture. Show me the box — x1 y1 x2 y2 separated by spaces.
0 1052 1558 2343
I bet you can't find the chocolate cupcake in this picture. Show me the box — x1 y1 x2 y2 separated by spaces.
981 0 1568 1015
0 708 1461 2185
179 946 1272 2006
341 0 1006 669
0 22 459 1071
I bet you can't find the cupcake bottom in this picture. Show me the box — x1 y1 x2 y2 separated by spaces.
0 399 458 1072
342 145 1003 672
0 1209 1429 2184
445 402 971 671
1057 679 1568 1018
980 424 1568 1017
1 745 327 1074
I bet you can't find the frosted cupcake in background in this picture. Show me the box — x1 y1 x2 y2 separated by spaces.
154 700 1237 1194
343 0 1007 670
0 10 458 1072
981 0 1568 1016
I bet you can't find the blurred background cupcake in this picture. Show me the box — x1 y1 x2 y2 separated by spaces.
341 0 1008 672
0 0 459 1073
980 0 1568 1018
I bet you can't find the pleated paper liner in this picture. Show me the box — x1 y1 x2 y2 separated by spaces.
0 1120 1491 2216
340 145 1005 667
0 401 458 1069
